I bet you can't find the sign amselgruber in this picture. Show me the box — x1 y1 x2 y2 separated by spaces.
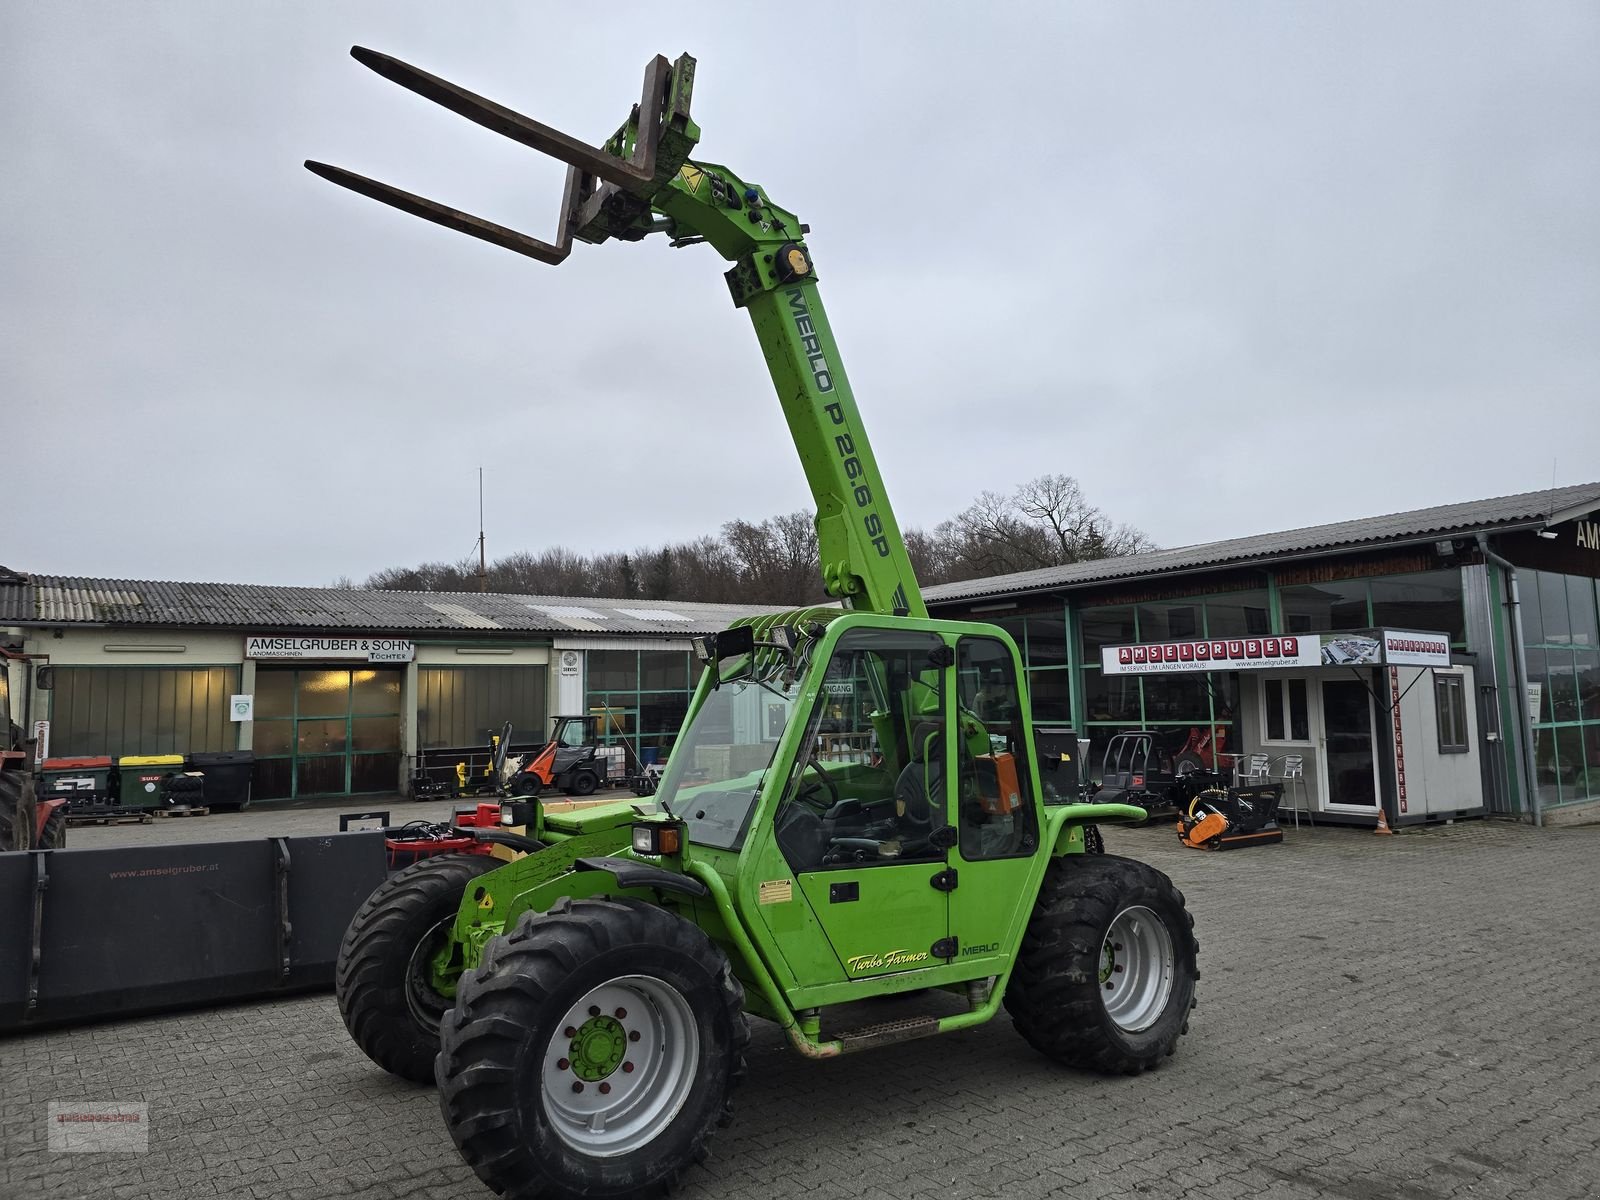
1381 630 1451 668
245 636 416 663
1103 636 1321 675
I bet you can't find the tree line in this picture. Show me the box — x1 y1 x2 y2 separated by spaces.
359 474 1155 604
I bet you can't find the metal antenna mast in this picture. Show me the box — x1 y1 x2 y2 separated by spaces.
477 467 488 592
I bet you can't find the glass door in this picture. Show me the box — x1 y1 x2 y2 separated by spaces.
251 667 402 800
1319 678 1378 808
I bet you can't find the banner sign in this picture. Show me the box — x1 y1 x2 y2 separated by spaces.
1381 630 1451 668
245 636 415 663
1102 629 1450 675
1103 635 1320 675
1389 667 1408 814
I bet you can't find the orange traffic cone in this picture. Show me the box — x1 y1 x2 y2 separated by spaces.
1373 803 1394 836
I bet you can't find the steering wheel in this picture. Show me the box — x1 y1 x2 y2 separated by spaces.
796 760 841 812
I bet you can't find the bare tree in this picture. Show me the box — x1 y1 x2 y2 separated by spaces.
357 475 1152 600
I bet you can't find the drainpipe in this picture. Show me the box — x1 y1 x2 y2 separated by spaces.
1477 534 1541 827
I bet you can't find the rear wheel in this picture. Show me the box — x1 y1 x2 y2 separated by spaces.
336 852 500 1083
1006 854 1197 1074
566 769 599 797
0 768 37 853
438 897 748 1200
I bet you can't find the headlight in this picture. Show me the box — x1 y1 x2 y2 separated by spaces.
499 801 535 827
631 823 681 855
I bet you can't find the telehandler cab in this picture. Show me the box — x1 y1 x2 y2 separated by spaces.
310 48 1197 1200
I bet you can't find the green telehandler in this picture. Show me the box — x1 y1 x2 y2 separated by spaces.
308 48 1197 1200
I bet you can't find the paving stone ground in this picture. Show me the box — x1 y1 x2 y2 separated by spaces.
3 816 1597 1200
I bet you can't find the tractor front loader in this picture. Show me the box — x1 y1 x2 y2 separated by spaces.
310 48 1197 1200
0 647 66 853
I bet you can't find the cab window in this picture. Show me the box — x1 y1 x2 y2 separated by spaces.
955 636 1039 860
772 628 949 873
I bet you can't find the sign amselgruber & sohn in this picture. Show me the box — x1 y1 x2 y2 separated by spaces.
245 636 416 663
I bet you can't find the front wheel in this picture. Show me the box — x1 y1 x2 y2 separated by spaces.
37 804 67 850
1006 854 1197 1074
438 897 749 1200
0 768 37 853
335 852 500 1083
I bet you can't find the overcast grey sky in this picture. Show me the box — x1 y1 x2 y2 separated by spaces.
4 2 1596 587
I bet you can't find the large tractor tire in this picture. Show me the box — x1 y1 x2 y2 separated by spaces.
0 768 38 853
336 852 501 1083
438 897 749 1200
1006 854 1197 1075
37 804 67 850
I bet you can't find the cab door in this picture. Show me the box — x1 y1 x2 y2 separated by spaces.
770 626 955 982
947 633 1043 968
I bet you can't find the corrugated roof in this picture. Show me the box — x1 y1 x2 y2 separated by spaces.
923 482 1600 605
0 577 780 636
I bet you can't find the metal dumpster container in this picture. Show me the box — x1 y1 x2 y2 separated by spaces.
116 754 184 810
187 750 254 811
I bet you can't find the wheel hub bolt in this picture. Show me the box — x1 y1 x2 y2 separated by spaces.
1114 964 1125 974
628 1031 640 1042
564 1026 576 1038
615 1007 627 1019
571 1082 584 1093
623 1061 634 1073
1114 942 1123 951
599 1082 612 1095
557 1058 570 1071
1105 982 1114 990
589 1005 601 1017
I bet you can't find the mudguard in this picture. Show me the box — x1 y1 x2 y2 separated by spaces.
572 856 709 897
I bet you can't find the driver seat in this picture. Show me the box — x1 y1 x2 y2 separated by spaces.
893 722 944 833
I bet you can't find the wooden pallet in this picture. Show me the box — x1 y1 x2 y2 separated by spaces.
66 811 155 827
155 805 210 818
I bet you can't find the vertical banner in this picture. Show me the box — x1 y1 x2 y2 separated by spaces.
1389 667 1407 814
31 720 50 766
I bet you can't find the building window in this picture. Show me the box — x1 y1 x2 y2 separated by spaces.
1435 674 1468 753
48 666 240 758
417 665 547 750
1261 677 1310 743
1518 569 1600 807
1278 569 1465 644
584 649 697 767
1280 580 1371 633
1369 570 1466 644
1203 590 1271 638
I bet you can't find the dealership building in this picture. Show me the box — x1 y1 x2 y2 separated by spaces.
5 482 1598 823
0 576 773 803
923 482 1600 828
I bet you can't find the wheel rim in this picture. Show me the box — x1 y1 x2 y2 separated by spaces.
544 975 699 1157
403 917 452 1032
1099 905 1175 1033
